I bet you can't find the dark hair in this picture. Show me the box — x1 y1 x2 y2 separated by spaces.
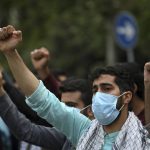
89 65 135 94
114 62 144 100
59 78 92 106
52 69 68 82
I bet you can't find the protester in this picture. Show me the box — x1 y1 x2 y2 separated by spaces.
0 25 150 149
0 70 93 150
60 77 94 120
31 47 60 98
114 62 145 124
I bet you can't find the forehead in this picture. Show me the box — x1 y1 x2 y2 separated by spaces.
61 91 82 103
93 74 116 86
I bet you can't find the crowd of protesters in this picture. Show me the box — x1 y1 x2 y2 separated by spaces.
0 25 150 150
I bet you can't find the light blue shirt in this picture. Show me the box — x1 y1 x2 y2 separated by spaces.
26 81 118 148
0 117 10 137
103 132 118 150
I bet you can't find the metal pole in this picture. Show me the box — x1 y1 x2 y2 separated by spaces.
126 48 135 62
106 20 116 65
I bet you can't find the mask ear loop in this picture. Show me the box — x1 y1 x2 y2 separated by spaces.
118 91 128 99
118 104 125 111
80 104 91 113
117 92 128 111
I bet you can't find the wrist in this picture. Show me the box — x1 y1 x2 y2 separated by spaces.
144 80 150 86
3 49 17 56
144 84 150 93
36 67 50 80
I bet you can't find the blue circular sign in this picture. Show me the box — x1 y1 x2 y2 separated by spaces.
114 11 138 49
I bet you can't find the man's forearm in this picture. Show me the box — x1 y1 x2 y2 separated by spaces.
4 50 39 96
145 83 150 124
0 94 67 149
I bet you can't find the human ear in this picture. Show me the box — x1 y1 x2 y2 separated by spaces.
87 107 94 120
133 83 138 94
123 91 133 104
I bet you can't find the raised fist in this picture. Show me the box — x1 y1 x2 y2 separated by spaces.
144 62 150 83
31 47 50 70
0 25 22 52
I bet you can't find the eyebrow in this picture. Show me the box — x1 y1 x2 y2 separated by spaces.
93 83 113 87
65 102 78 106
100 83 113 86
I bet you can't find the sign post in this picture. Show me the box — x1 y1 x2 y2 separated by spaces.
114 11 138 62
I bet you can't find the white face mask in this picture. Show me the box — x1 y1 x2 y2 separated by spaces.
92 92 126 125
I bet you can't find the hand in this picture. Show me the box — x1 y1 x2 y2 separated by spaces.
31 47 50 80
31 47 50 70
144 62 150 84
0 25 22 52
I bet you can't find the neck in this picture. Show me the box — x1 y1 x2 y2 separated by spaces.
132 96 144 116
103 107 128 134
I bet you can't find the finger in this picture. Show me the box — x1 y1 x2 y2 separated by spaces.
41 49 49 57
40 47 48 52
145 62 150 71
12 30 22 41
30 50 38 57
0 27 9 40
13 30 22 36
0 26 14 40
31 50 43 60
7 25 15 34
31 48 49 58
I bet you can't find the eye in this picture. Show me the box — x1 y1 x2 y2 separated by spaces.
101 85 112 93
92 85 98 94
65 102 77 107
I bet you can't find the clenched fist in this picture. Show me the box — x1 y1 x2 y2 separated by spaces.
144 62 150 84
31 47 50 70
0 25 22 52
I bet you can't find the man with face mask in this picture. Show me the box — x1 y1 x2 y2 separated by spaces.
0 25 150 149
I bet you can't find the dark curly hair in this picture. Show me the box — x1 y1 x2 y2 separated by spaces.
114 62 144 100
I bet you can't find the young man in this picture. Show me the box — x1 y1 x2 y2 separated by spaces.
0 70 93 150
0 25 150 149
30 47 61 98
114 62 145 124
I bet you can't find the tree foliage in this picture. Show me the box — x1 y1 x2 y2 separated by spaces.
0 0 149 77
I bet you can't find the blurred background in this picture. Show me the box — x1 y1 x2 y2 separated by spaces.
0 0 149 77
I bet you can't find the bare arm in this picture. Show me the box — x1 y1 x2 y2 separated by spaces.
4 50 39 96
0 70 68 150
31 47 60 97
0 25 39 96
144 62 150 124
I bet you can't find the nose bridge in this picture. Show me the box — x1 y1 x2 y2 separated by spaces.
97 86 101 92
